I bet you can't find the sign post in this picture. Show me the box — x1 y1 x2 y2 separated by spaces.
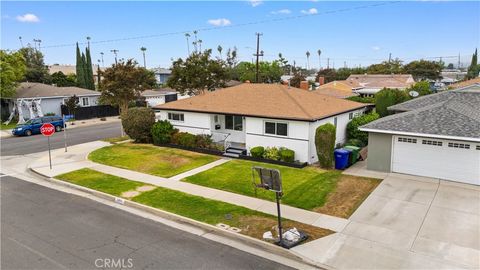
62 115 68 152
40 123 55 169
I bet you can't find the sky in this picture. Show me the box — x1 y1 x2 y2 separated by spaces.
1 1 479 69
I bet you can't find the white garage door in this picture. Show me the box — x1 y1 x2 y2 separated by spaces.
392 136 480 185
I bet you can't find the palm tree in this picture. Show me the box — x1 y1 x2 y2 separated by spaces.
86 36 91 49
217 45 223 59
185 33 191 55
198 40 203 52
140 47 147 68
306 51 311 70
193 30 198 52
317 49 322 70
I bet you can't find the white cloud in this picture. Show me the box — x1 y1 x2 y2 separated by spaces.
271 9 291 15
16 13 40 23
248 0 263 7
301 8 318 15
207 18 232 26
372 46 381 51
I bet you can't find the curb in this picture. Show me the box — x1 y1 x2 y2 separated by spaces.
28 167 328 270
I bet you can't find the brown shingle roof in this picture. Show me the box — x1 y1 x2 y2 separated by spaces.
15 82 100 99
346 74 415 89
313 87 357 99
141 88 177 97
155 83 368 121
449 77 480 89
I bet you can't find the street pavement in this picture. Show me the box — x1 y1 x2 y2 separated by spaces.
1 122 123 156
1 175 294 270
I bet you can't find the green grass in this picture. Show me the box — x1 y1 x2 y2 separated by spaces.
55 169 333 240
102 136 130 144
88 143 220 178
56 168 145 196
184 159 341 210
0 122 17 130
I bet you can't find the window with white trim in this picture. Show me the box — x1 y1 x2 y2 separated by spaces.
422 140 443 146
81 97 89 106
398 137 417 143
476 145 480 150
349 113 353 120
265 121 288 136
168 112 184 122
225 115 243 131
448 142 470 149
334 117 337 128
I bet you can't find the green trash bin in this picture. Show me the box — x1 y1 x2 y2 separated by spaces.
344 145 360 165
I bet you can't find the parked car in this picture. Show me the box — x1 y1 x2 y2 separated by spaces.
12 116 64 136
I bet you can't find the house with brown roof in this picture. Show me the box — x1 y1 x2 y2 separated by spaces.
346 74 415 97
140 88 178 107
449 77 480 89
313 80 363 98
154 83 371 163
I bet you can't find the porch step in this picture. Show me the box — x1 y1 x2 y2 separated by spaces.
223 152 240 158
226 148 244 155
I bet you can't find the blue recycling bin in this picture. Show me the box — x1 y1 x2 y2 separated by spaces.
334 149 350 170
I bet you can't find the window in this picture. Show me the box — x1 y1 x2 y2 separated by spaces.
448 142 470 149
81 97 89 106
349 113 353 120
168 112 184 122
265 121 288 136
225 115 243 131
214 115 219 123
476 145 480 150
398 137 417 144
422 140 443 146
333 117 338 128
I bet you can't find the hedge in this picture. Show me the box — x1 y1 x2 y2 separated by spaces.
121 107 155 143
279 148 295 163
315 123 336 169
375 88 409 117
346 112 380 146
250 146 265 158
151 120 175 145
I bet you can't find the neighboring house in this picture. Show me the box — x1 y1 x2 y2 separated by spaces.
140 89 178 107
449 77 480 89
441 69 467 81
151 67 171 84
360 84 480 185
313 80 363 98
346 74 415 97
155 83 370 164
2 82 100 123
48 64 103 84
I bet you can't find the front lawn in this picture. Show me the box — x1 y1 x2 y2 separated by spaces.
0 122 17 130
56 169 333 241
89 143 220 178
184 160 381 218
101 135 130 144
56 168 145 196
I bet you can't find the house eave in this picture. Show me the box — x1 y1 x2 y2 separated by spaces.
359 128 480 143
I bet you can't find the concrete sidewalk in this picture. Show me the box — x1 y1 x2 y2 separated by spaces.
29 141 349 233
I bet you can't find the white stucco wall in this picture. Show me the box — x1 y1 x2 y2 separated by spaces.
145 96 166 107
158 110 211 135
245 117 310 163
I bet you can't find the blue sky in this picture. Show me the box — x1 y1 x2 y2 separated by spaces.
1 1 479 69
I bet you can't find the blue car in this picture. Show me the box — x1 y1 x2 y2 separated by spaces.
12 116 64 136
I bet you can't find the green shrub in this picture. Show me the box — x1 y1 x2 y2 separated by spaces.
346 96 376 104
279 148 295 163
121 107 155 143
151 120 175 145
250 146 265 158
175 132 196 148
315 123 336 169
346 112 379 146
346 138 365 148
195 134 213 148
263 147 280 161
44 112 56 116
375 88 409 117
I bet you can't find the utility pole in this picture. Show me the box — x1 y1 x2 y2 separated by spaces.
18 36 23 48
100 52 105 67
86 36 91 49
140 47 147 68
253 33 263 83
458 53 461 69
327 58 330 69
388 53 392 63
110 49 119 64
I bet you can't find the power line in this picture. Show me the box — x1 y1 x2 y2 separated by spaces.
37 1 400 49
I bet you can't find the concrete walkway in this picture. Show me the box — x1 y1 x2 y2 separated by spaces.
29 141 348 233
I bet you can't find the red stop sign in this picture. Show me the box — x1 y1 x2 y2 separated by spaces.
40 123 55 136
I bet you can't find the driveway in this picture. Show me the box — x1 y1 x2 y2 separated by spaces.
292 172 480 269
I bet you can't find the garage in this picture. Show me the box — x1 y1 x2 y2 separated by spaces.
392 136 480 185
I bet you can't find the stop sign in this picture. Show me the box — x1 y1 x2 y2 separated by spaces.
40 123 55 136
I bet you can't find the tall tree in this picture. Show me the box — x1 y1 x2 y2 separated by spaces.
404 60 443 81
366 59 403 74
0 50 26 97
467 48 479 79
217 45 223 60
76 43 87 88
18 46 50 83
167 50 229 96
99 59 156 114
289 70 306 88
233 61 283 83
85 47 95 89
315 68 337 83
306 51 311 70
51 71 77 87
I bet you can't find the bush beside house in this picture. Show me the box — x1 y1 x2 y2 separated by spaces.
346 112 380 146
375 88 409 117
122 107 155 143
250 146 265 158
151 120 176 145
315 123 336 169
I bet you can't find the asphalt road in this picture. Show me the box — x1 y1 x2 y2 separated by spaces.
1 122 123 156
1 176 293 270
